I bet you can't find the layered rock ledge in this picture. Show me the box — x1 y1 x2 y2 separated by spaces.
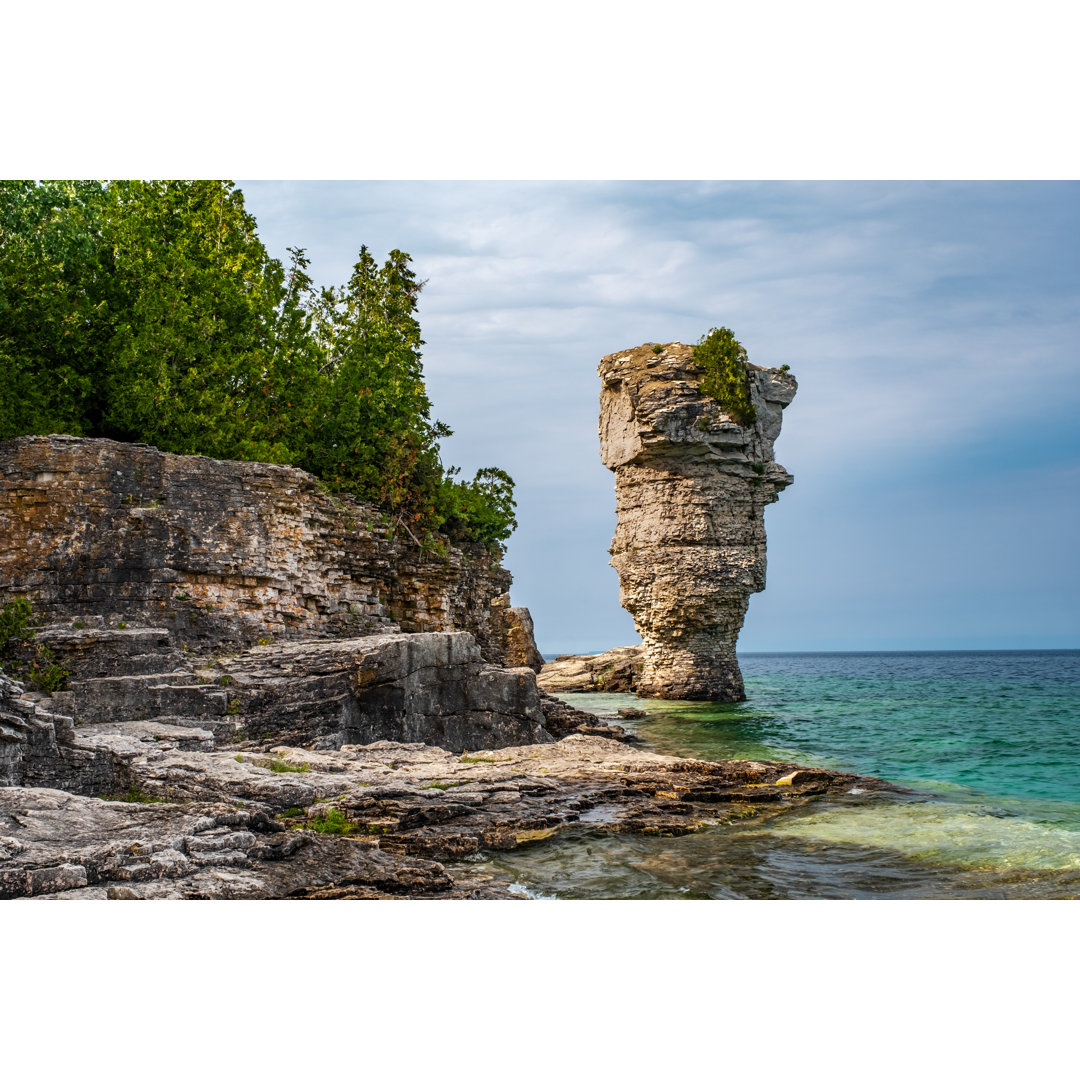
0 435 515 663
1 668 901 900
599 342 796 700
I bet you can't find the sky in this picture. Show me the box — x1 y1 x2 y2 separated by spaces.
237 181 1080 654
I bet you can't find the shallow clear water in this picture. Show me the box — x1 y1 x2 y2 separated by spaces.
476 651 1080 899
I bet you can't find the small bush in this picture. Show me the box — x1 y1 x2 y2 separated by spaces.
693 327 756 426
0 597 69 692
26 654 68 694
100 785 164 804
0 597 33 651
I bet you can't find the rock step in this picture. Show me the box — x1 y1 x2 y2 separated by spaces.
37 632 553 753
49 674 230 726
36 625 183 678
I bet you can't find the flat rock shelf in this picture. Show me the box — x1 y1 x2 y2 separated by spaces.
1 721 903 900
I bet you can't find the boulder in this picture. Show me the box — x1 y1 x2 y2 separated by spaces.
537 645 644 694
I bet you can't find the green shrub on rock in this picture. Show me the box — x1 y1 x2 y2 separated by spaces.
0 597 68 692
693 327 757 426
0 597 33 652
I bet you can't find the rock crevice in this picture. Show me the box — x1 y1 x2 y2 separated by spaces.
599 342 796 700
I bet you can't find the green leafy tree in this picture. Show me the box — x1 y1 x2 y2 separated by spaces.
436 467 518 547
99 180 291 462
296 245 448 519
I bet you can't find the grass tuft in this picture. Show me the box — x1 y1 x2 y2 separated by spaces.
303 807 362 835
256 754 311 774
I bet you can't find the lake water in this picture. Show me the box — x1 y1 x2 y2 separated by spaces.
474 651 1080 899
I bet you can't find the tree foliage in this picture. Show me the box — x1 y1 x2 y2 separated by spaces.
693 326 757 426
0 180 515 548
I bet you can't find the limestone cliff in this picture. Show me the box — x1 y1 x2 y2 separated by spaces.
0 436 615 767
599 341 796 700
0 435 519 666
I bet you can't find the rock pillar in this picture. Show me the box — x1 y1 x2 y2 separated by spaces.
598 342 796 700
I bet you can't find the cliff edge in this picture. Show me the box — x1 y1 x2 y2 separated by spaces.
599 341 796 700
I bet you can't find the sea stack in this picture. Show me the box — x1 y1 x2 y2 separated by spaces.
598 341 796 700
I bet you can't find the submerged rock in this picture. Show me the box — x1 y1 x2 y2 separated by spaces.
598 342 796 700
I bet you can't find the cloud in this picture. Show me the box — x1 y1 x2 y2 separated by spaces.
239 180 1080 650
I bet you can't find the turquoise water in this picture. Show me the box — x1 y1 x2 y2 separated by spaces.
478 651 1080 898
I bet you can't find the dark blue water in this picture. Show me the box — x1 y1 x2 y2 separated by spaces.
481 651 1080 898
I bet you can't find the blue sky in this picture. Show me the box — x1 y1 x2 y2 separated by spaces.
238 181 1080 653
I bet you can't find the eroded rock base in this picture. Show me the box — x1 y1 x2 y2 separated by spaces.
537 643 746 701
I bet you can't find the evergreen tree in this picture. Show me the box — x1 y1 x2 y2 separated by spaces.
0 180 516 549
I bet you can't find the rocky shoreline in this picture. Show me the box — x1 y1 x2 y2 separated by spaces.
2 619 906 902
1 651 906 900
1 435 901 901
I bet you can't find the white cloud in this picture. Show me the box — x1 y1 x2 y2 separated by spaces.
240 180 1080 649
